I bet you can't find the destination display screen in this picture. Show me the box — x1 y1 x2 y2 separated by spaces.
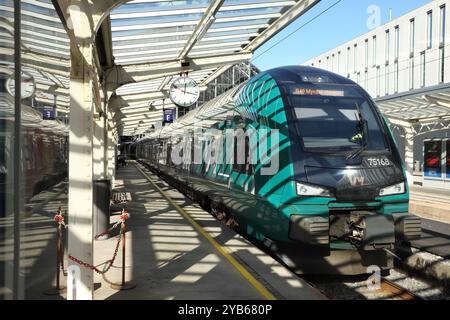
291 88 345 97
289 84 360 98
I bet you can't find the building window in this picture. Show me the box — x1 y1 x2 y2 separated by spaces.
385 30 390 65
376 66 381 97
365 39 369 70
440 5 446 46
394 26 399 93
410 19 415 56
420 51 426 87
347 46 351 73
364 71 368 89
337 51 341 73
332 54 335 71
385 65 389 95
409 58 415 90
354 44 358 72
439 5 446 83
372 36 377 67
394 63 399 93
394 26 400 61
427 10 433 49
439 47 445 83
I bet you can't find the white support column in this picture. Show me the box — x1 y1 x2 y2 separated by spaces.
67 42 95 300
106 126 116 188
93 115 105 180
388 117 416 186
103 115 109 180
404 125 415 186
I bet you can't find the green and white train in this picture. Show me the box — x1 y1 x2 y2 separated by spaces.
132 66 421 274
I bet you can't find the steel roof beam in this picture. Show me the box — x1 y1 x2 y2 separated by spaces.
177 0 224 60
106 52 252 91
245 0 320 52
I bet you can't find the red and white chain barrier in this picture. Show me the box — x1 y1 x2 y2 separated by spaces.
68 208 130 275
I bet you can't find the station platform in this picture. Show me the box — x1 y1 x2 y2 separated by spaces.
410 185 450 224
92 163 325 300
401 186 450 260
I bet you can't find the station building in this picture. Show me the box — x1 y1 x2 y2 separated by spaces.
304 0 450 189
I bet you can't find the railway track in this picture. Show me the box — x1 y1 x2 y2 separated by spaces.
379 278 423 300
301 267 448 300
143 163 447 300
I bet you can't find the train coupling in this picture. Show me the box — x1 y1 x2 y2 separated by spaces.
348 211 422 250
347 212 396 250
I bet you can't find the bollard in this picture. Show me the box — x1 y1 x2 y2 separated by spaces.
44 207 67 295
111 209 136 291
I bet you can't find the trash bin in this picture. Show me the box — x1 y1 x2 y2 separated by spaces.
94 179 111 240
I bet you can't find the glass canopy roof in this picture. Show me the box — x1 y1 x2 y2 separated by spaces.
376 86 450 123
110 0 303 135
0 0 70 116
5 0 448 137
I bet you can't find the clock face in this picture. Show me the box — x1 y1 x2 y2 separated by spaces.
169 77 200 108
6 71 36 99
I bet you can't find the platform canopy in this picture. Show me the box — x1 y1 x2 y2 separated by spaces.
0 1 70 116
375 83 450 133
10 0 320 136
108 0 319 136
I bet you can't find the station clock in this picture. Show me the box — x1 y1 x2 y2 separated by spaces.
6 71 36 99
169 76 200 108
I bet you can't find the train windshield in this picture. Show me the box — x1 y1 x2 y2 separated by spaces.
290 84 388 153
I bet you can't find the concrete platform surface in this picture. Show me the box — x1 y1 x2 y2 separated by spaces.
93 163 325 300
409 218 450 259
410 185 450 224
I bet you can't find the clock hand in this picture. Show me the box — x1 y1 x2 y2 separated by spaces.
175 87 197 95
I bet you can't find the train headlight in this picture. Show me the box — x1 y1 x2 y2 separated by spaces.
379 182 405 196
296 182 333 197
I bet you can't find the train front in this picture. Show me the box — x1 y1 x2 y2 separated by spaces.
272 67 421 274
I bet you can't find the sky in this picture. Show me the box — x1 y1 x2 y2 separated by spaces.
252 0 432 71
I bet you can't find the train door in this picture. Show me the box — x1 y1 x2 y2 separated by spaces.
230 125 255 194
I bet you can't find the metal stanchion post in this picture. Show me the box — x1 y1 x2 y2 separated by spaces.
44 207 67 295
111 210 136 291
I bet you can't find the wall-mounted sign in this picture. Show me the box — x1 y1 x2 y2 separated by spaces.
42 106 56 120
163 108 175 123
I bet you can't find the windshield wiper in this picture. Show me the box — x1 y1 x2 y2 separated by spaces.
347 102 368 160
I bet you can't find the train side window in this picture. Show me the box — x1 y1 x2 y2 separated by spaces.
159 140 167 165
233 133 253 175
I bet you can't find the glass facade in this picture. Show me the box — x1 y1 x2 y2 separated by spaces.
1 0 70 300
0 0 16 300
